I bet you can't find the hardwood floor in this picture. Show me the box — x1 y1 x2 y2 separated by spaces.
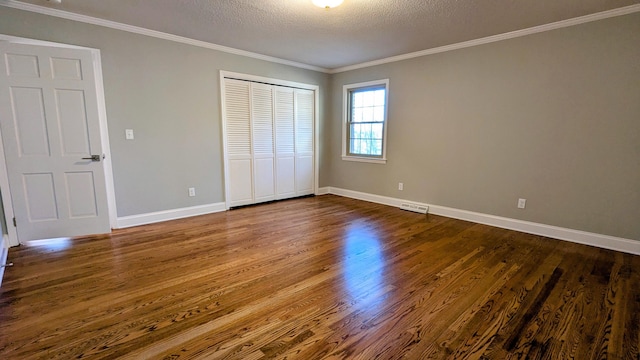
1 195 638 359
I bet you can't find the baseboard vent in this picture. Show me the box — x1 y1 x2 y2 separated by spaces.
400 203 429 214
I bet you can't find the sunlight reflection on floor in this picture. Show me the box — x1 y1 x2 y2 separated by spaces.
24 237 72 251
342 221 386 312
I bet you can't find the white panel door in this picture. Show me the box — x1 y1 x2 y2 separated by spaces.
223 79 254 207
274 86 295 199
251 83 275 203
295 89 315 196
0 42 110 241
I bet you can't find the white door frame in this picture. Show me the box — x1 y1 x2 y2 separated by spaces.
0 34 118 247
219 71 320 209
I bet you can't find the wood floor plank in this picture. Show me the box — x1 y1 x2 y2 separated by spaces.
0 195 638 359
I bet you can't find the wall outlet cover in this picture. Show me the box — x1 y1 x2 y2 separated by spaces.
518 198 526 209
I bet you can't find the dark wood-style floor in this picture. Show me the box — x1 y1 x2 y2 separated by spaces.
1 195 638 359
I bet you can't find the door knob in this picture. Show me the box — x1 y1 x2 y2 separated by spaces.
82 155 101 162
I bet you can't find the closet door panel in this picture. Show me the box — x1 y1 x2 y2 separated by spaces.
229 159 253 206
274 87 295 199
224 79 253 206
253 157 275 202
295 89 314 196
276 157 295 198
251 83 275 202
295 155 314 195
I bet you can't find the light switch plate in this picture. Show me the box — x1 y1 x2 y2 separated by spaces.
125 129 134 140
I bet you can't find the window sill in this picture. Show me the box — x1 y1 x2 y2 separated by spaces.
342 156 387 164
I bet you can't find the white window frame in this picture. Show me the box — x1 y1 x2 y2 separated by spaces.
342 79 389 164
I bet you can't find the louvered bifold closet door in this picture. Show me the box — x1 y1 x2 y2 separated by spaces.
274 87 295 199
294 89 315 196
224 79 253 207
251 82 276 203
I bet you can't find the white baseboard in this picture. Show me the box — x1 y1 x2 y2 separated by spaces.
316 187 330 195
323 187 640 256
0 234 9 288
116 202 227 229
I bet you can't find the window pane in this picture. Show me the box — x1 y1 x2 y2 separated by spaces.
374 90 385 106
366 140 375 156
352 107 363 122
362 91 374 107
353 92 363 107
362 107 374 122
361 139 370 155
373 106 384 122
372 140 382 155
372 123 383 139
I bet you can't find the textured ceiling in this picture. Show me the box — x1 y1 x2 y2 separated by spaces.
8 0 640 70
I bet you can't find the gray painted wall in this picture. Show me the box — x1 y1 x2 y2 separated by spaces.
326 13 640 240
0 7 329 217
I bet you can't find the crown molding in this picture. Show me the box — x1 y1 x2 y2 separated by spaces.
0 0 331 73
329 4 640 73
1 1 638 74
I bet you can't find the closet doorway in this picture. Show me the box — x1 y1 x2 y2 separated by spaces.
220 72 318 209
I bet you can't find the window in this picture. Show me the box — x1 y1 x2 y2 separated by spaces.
342 79 389 164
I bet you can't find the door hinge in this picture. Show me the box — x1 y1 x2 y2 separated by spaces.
13 217 16 227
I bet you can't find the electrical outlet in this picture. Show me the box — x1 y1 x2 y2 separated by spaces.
125 129 134 140
398 182 404 191
518 198 526 209
188 187 196 197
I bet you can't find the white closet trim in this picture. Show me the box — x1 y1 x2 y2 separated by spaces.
221 71 319 91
